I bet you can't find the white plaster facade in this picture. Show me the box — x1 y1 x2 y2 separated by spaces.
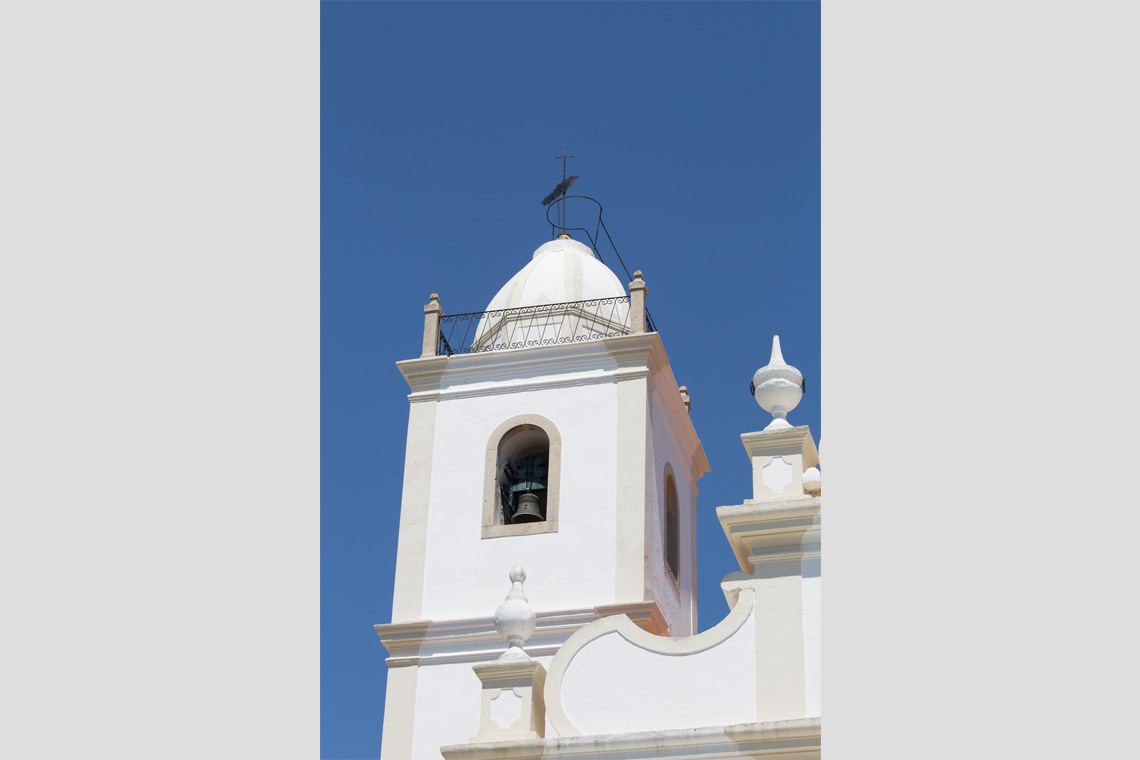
376 238 712 760
394 334 706 628
375 238 821 760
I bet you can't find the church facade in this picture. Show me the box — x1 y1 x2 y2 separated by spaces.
374 234 822 759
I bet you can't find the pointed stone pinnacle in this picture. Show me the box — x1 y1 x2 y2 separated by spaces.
769 335 788 367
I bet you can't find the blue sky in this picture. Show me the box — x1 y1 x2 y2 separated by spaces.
321 2 819 757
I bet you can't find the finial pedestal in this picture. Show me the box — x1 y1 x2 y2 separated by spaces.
469 658 547 742
742 426 819 502
469 565 547 742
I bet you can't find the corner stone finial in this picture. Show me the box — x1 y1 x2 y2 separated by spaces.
628 271 647 334
752 335 804 430
769 334 787 366
422 294 444 357
493 565 536 660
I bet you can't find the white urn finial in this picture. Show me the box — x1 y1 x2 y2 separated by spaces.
803 466 821 495
752 335 804 430
493 565 536 660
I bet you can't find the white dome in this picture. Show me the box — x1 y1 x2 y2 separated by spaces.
470 237 632 352
484 237 628 312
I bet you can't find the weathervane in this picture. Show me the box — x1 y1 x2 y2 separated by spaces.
554 148 570 180
542 149 579 232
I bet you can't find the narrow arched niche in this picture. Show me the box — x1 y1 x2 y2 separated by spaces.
664 466 680 582
482 414 561 539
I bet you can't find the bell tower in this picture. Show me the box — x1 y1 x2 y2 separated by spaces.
375 234 709 760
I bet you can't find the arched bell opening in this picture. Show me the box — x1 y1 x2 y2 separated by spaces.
497 425 550 525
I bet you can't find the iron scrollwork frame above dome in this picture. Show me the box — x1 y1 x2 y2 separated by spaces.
544 193 658 334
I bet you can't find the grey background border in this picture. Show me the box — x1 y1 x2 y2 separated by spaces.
2 2 1135 758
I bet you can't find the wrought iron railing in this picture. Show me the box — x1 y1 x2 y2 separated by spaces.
439 296 634 356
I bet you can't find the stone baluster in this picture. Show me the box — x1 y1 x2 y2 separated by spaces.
422 293 443 358
628 271 647 334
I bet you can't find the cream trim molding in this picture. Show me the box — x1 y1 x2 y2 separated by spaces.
389 391 440 622
440 717 821 760
375 602 667 668
433 372 618 401
716 496 821 576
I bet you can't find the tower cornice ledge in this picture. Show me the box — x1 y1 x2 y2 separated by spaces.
716 496 822 576
375 602 669 667
439 718 821 760
397 332 667 391
395 354 450 394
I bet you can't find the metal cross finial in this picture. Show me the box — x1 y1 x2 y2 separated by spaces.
556 149 575 181
552 150 576 231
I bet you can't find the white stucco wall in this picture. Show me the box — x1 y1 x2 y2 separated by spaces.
556 616 757 736
802 558 821 717
645 381 696 637
419 375 621 621
387 334 714 759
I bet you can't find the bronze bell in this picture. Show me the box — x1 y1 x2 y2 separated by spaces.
511 492 544 523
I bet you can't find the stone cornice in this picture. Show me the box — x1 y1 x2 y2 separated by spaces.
397 332 660 389
397 339 624 392
740 425 819 468
397 335 654 401
439 718 821 760
601 331 661 370
375 602 667 667
435 372 620 402
372 620 433 659
472 658 548 685
396 355 450 394
716 496 822 574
